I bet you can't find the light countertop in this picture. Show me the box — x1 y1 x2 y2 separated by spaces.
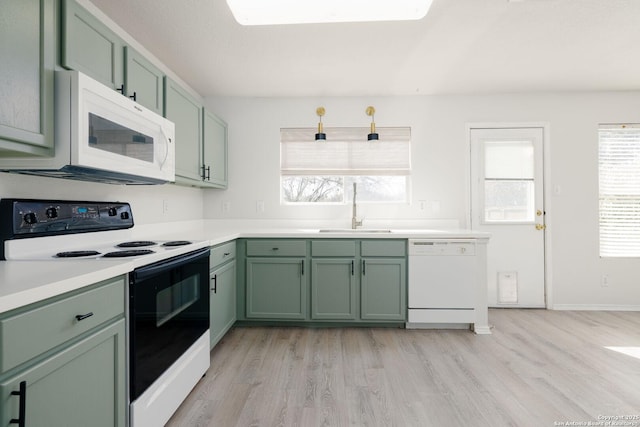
1 223 489 314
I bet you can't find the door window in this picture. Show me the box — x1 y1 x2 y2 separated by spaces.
482 140 535 223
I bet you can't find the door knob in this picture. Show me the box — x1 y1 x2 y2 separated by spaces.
535 223 546 230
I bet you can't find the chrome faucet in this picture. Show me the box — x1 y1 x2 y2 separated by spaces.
352 182 363 229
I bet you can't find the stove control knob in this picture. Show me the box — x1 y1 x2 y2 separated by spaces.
23 212 37 225
108 207 118 217
46 207 58 219
120 211 130 220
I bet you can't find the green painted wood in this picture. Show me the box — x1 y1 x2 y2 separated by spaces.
124 46 164 115
0 319 126 427
311 259 357 320
246 258 307 319
246 240 307 257
164 77 203 183
210 241 236 269
360 240 407 257
311 240 357 257
62 0 124 90
210 260 236 349
203 108 228 188
360 258 406 321
0 276 125 372
0 0 54 155
235 240 248 320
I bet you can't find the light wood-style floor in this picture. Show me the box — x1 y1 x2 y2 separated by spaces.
167 309 640 426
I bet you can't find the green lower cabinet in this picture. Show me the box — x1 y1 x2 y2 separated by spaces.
311 259 357 320
0 319 126 427
210 260 236 349
246 258 306 319
360 258 406 321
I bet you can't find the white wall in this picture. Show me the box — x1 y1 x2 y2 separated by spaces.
204 91 640 309
0 172 203 225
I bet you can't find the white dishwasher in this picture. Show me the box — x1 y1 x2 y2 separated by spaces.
407 239 477 328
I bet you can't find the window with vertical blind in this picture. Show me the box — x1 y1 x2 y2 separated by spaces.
599 124 640 257
280 127 411 203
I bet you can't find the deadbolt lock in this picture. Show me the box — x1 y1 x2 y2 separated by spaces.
536 210 543 216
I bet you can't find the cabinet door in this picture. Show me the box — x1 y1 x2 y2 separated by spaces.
202 108 228 188
311 259 356 320
210 260 236 349
0 319 126 427
246 258 307 319
62 0 124 90
0 0 54 155
360 258 406 321
124 46 164 115
164 77 203 183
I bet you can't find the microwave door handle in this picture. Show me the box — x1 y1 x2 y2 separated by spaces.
158 125 171 168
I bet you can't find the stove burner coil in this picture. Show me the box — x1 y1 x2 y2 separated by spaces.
117 241 157 248
162 240 192 247
103 249 155 258
55 250 101 258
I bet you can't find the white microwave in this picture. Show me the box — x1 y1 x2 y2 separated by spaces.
0 70 175 184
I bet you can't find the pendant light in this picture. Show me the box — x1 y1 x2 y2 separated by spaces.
366 106 379 141
315 107 326 141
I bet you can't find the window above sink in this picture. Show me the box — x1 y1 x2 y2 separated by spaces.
280 127 411 204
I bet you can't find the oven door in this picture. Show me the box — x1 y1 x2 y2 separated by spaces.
129 248 210 401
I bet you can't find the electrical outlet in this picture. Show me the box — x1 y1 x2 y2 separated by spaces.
256 200 265 213
162 199 169 214
222 201 231 213
601 274 609 287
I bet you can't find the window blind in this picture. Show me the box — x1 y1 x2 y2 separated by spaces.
599 124 640 257
280 127 411 176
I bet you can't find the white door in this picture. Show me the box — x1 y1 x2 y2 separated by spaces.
470 127 546 307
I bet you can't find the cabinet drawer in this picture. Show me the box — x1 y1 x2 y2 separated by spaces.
0 276 125 372
361 240 406 257
246 240 306 257
311 240 356 257
210 241 236 269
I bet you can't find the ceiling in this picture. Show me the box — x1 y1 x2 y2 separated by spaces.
88 0 640 97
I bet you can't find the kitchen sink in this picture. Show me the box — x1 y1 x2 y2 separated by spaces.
318 229 393 233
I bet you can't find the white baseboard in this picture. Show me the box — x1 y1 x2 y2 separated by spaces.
551 304 640 311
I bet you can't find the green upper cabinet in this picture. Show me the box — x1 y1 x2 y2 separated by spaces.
124 46 164 115
164 77 203 183
62 0 165 114
0 0 55 156
59 0 230 188
62 0 124 90
203 108 228 188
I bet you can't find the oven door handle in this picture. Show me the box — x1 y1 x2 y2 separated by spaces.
132 248 210 281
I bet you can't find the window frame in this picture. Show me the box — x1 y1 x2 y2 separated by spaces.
598 123 640 258
280 127 411 205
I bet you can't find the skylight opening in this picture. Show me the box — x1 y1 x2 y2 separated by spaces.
226 0 433 26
